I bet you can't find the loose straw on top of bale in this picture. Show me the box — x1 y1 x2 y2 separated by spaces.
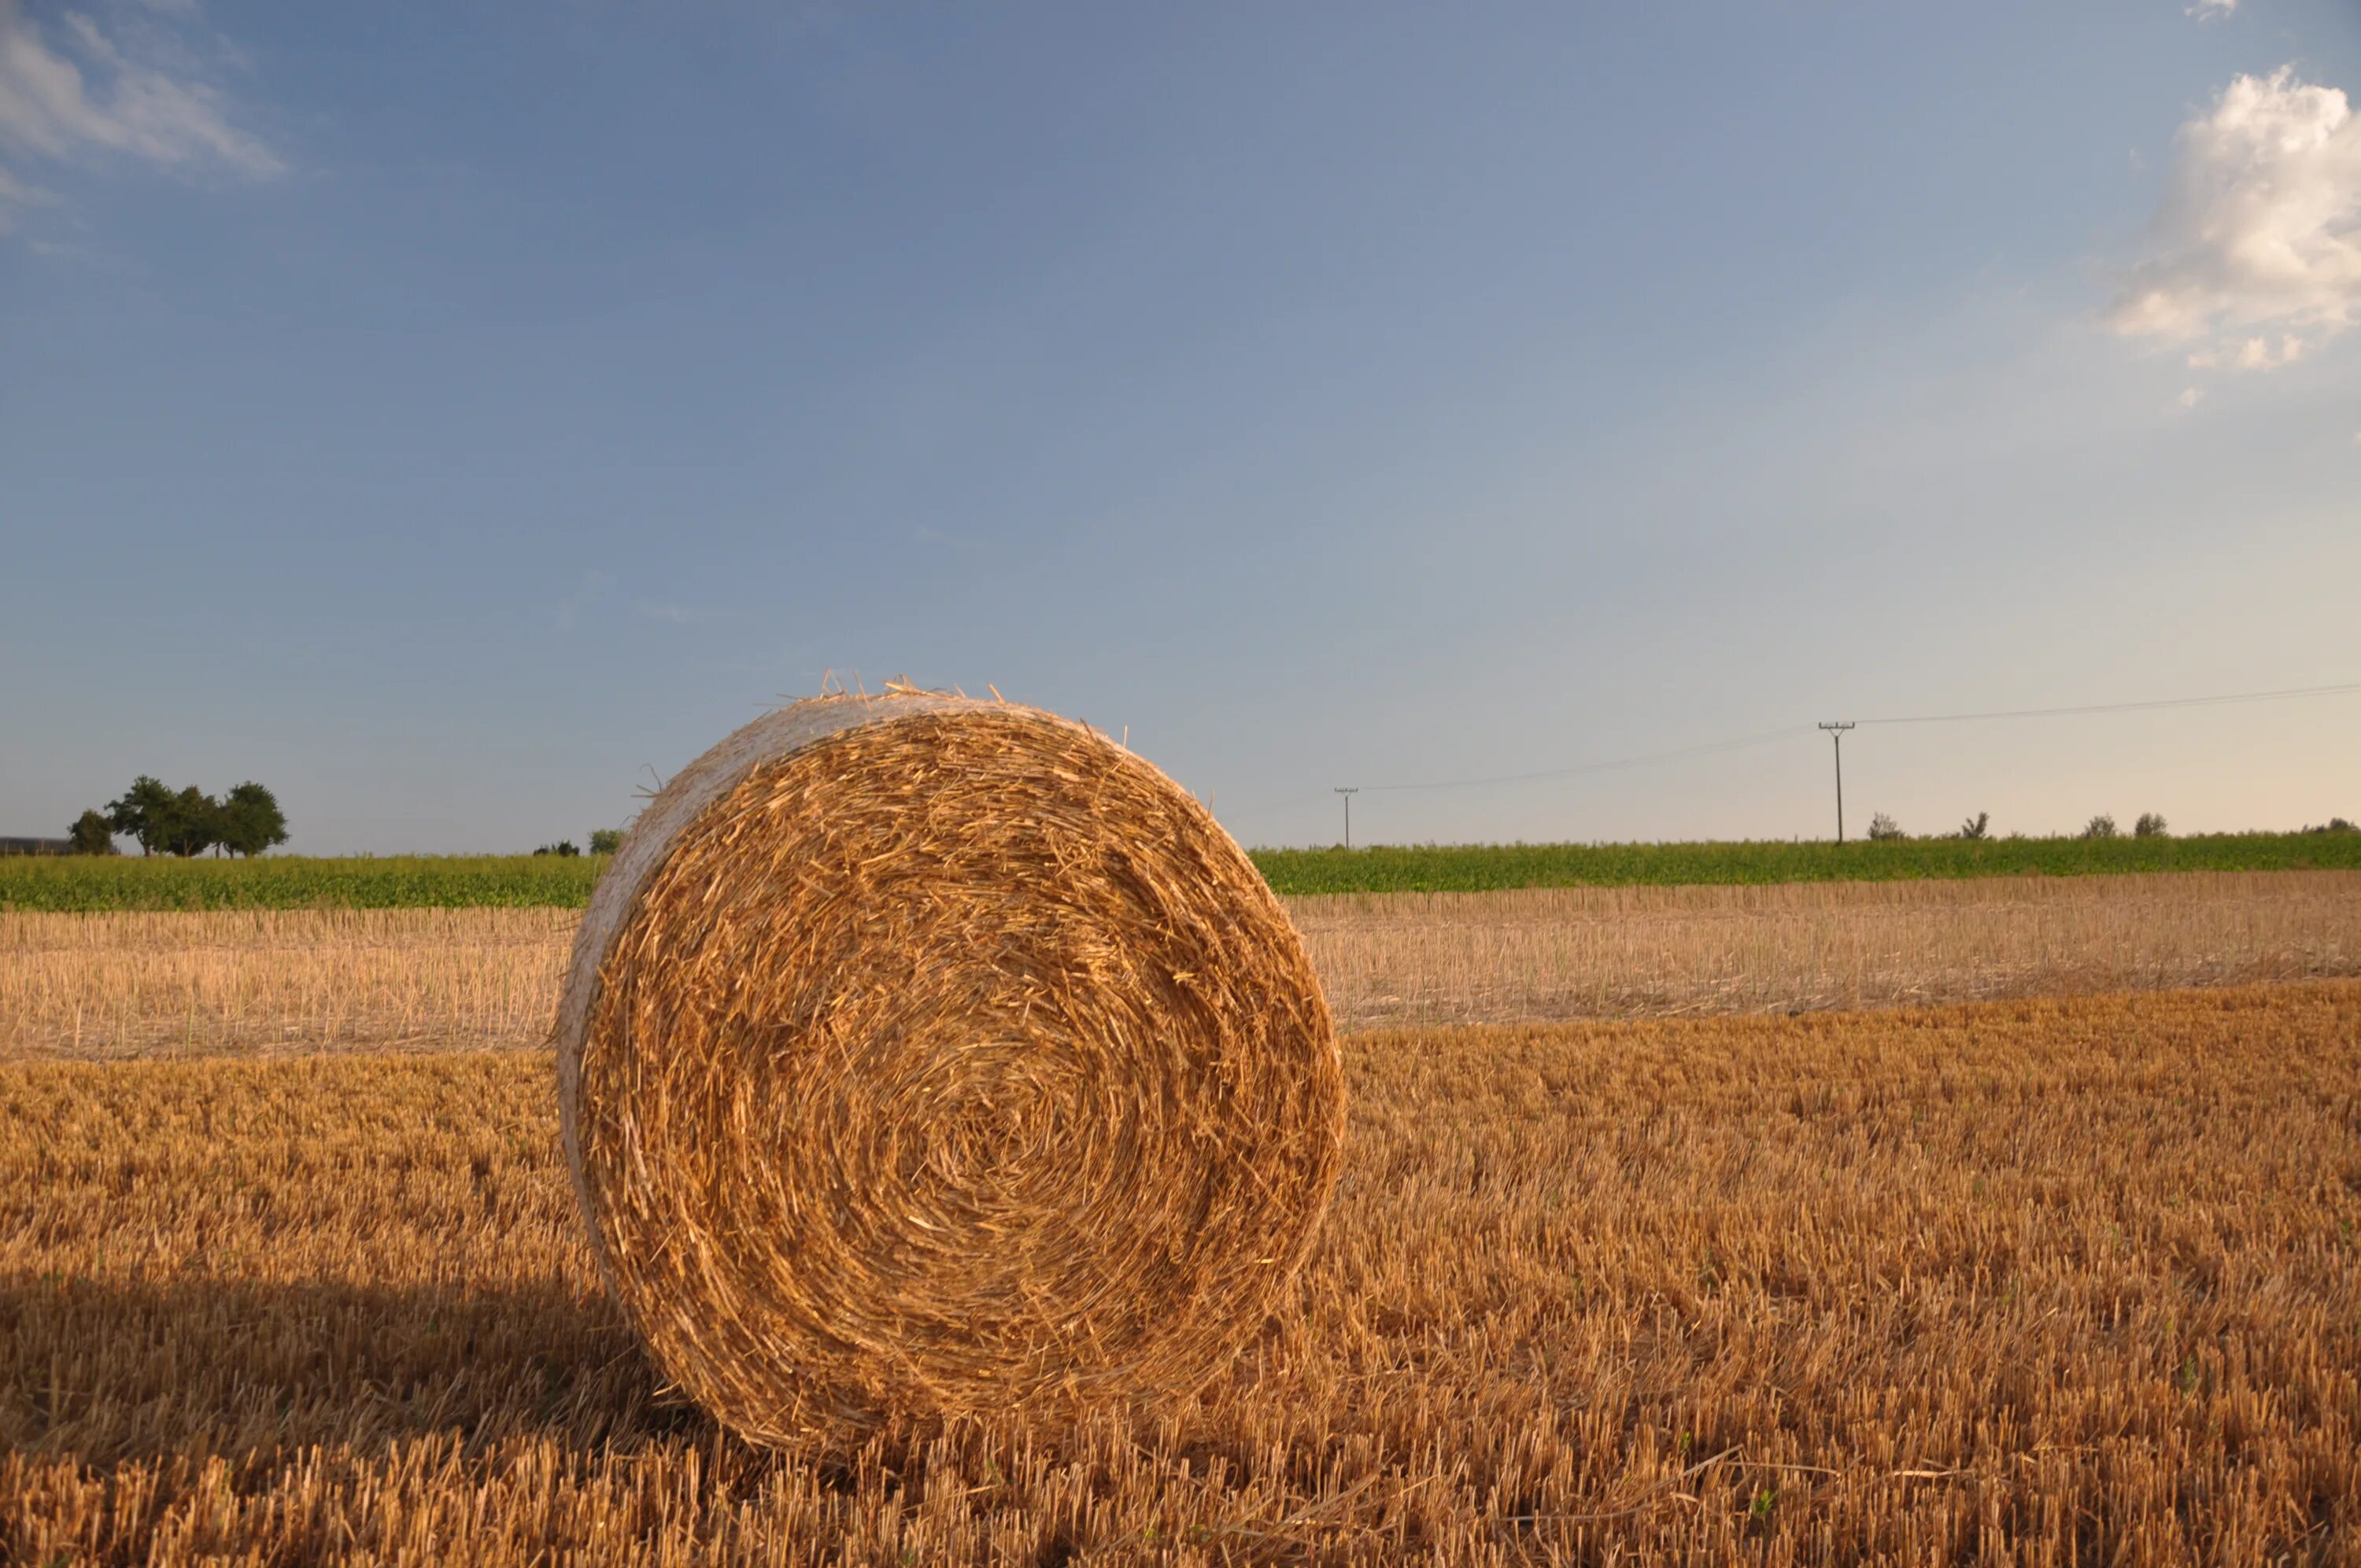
555 691 1344 1444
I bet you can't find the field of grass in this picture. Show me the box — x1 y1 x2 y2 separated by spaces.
6 983 2355 1562
1254 828 2361 895
0 852 611 913
9 871 2360 1056
7 828 2360 909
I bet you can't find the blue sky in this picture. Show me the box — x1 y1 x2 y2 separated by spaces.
4 0 2358 852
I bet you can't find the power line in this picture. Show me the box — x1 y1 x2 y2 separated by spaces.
1358 725 1812 793
1857 680 2361 727
1336 677 2360 798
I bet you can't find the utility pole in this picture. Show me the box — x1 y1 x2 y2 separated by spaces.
1333 787 1358 850
1818 722 1856 842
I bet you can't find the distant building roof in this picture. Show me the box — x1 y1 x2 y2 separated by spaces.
0 837 78 855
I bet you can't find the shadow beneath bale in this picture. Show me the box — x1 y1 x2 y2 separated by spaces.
0 1272 704 1464
0 1269 1297 1488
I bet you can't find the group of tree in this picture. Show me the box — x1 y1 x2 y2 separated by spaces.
1865 810 2003 841
534 830 625 858
2078 813 2170 840
1858 810 2172 843
75 778 290 857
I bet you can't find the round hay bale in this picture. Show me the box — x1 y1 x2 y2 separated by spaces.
556 690 1343 1443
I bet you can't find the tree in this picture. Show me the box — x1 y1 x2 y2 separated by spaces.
1956 811 1990 840
1866 812 1905 841
2134 812 2169 839
157 786 223 858
536 840 582 857
216 782 290 856
2079 814 2119 840
105 777 177 856
589 828 624 855
69 810 118 855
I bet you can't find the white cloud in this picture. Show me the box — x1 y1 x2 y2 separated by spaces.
2187 333 2307 371
2107 68 2361 359
0 0 280 222
2237 334 2304 369
2178 386 2204 408
2187 0 2237 20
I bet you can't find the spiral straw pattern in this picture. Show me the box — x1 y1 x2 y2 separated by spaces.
555 692 1343 1443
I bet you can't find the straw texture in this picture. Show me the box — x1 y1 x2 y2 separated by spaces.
554 692 1343 1444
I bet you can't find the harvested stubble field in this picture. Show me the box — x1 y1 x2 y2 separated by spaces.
5 871 2358 1057
5 983 2358 1562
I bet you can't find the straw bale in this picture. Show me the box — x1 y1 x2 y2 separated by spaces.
554 692 1343 1443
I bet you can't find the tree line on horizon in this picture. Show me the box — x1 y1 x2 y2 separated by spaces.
40 797 2358 861
71 777 290 858
534 829 624 858
1857 810 2355 843
1861 809 2176 843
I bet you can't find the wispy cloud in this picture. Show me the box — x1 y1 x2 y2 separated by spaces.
0 157 50 226
2106 68 2361 371
2188 334 2307 372
632 600 710 625
0 0 281 226
2187 0 2237 20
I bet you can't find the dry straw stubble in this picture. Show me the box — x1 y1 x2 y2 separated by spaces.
11 872 2361 1059
556 692 1344 1444
7 985 2357 1563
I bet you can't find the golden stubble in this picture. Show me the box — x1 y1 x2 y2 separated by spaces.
4 983 2357 1562
0 905 577 1057
6 870 2360 1057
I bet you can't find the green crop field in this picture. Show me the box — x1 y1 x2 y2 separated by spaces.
0 854 610 912
1249 830 2361 895
4 831 2359 910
